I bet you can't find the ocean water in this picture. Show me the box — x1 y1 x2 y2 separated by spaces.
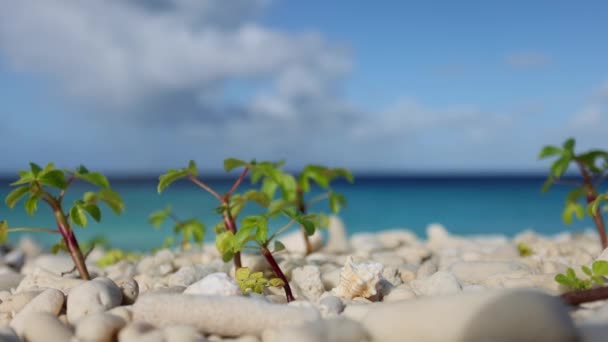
0 176 601 251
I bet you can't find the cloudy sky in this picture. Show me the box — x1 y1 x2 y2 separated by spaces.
0 1 607 174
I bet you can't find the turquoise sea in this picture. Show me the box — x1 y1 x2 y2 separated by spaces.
0 176 601 251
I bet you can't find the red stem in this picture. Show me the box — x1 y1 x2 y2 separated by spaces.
261 246 294 302
576 160 608 249
227 167 249 197
188 176 223 202
561 287 608 306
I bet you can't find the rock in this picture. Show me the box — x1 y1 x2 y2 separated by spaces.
67 277 123 323
292 266 325 301
578 323 608 342
0 326 19 342
448 261 530 284
370 252 405 267
426 223 450 245
4 250 25 270
376 229 418 249
118 322 164 342
324 216 350 253
18 236 42 258
162 325 207 342
383 284 417 302
394 245 432 265
0 290 42 313
318 295 344 317
596 247 608 262
350 234 385 255
107 305 133 322
264 317 370 342
167 264 217 287
10 289 65 336
117 278 139 305
411 271 462 297
280 229 323 255
133 294 320 336
105 260 137 281
23 254 74 275
381 266 403 286
75 313 127 342
321 268 342 290
416 258 438 279
184 272 241 296
21 313 74 342
137 249 175 276
361 289 578 342
16 268 85 294
0 273 25 291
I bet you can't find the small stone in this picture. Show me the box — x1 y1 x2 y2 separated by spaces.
324 216 350 253
416 259 438 279
16 268 85 294
448 261 530 284
21 313 74 342
75 313 127 342
18 236 42 258
376 229 418 249
118 322 164 342
117 278 139 305
321 267 342 290
67 277 123 323
381 266 403 286
411 271 462 297
318 295 344 317
0 326 19 342
23 254 74 275
10 289 65 336
280 229 323 255
426 223 450 245
0 273 25 292
162 325 207 342
184 272 241 296
264 317 370 342
350 234 385 255
0 290 42 314
383 284 417 302
107 305 133 322
167 264 217 287
292 265 325 301
4 250 25 270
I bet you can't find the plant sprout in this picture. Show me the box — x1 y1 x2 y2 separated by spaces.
235 267 285 295
539 138 608 249
517 242 533 257
250 163 353 255
555 260 608 291
2 163 124 279
148 206 205 250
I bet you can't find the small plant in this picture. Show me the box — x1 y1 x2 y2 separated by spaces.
555 260 608 291
148 206 205 250
538 138 608 249
251 163 353 255
2 163 124 279
235 267 285 294
97 249 140 267
517 242 533 257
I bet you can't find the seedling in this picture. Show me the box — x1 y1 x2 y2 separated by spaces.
555 260 608 291
517 242 533 257
251 163 353 254
148 206 205 250
539 138 608 249
235 267 285 294
97 249 140 267
2 163 124 279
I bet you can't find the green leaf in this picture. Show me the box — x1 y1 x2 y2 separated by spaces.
566 188 586 203
329 192 347 214
550 156 571 178
10 171 35 186
215 231 234 255
591 275 605 285
538 145 562 159
224 158 249 172
541 177 553 193
181 219 205 243
70 205 88 227
24 193 40 216
158 168 190 193
566 267 577 279
0 221 8 243
563 138 576 153
591 194 608 216
221 251 235 263
241 215 268 243
592 260 608 276
83 204 102 222
261 178 279 199
29 162 43 177
562 201 585 224
331 168 354 183
148 207 171 228
97 189 124 215
236 267 250 281
233 225 255 250
577 150 608 173
582 265 593 276
268 278 285 287
555 273 575 287
274 240 286 252
300 219 315 236
5 186 30 208
50 241 68 254
75 171 110 188
38 170 68 189
243 190 271 208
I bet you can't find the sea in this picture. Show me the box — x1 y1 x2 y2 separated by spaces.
0 175 602 251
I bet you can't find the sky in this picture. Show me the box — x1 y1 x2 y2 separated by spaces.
0 1 607 174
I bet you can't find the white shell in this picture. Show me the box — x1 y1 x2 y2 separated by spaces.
331 256 384 299
183 272 241 296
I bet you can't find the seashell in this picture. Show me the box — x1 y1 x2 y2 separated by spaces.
183 272 241 296
331 256 384 299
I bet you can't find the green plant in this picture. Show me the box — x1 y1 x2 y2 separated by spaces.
517 242 533 257
555 260 608 291
539 138 608 249
2 163 124 279
148 206 205 250
97 249 140 267
235 267 285 294
251 163 353 255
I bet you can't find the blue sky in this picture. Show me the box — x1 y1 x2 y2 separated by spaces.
0 1 607 174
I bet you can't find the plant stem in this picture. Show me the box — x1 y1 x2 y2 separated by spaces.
576 160 608 249
268 218 297 242
260 245 294 302
188 176 223 202
296 188 312 255
53 209 90 280
7 227 61 234
561 286 608 306
227 167 249 197
223 207 242 269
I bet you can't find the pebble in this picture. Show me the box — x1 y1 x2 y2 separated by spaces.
264 317 370 342
317 295 344 317
67 277 123 323
0 290 41 314
16 268 85 294
167 264 216 287
280 229 324 255
21 312 74 342
448 261 530 284
411 271 462 297
183 272 241 296
133 294 320 337
0 273 25 292
0 326 19 342
75 313 127 342
117 278 139 305
361 289 578 342
324 216 350 253
10 289 65 336
292 265 325 301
